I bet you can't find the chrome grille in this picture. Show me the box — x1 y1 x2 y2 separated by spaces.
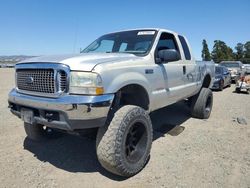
58 71 67 92
16 69 67 95
17 69 55 93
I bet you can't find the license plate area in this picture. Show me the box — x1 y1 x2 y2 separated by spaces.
21 108 34 124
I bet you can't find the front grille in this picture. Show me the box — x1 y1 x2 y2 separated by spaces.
58 71 67 92
16 69 67 95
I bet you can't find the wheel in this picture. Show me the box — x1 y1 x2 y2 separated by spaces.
235 88 240 93
24 123 62 141
219 80 224 91
190 88 213 119
96 105 153 177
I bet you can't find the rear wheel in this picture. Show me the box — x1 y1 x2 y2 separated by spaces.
96 105 152 177
190 88 213 119
24 123 62 141
219 80 224 91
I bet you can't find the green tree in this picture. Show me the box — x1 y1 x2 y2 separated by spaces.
211 40 234 63
201 39 211 61
235 43 244 61
244 41 250 64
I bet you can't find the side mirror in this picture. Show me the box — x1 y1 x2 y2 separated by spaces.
223 71 229 75
157 49 181 63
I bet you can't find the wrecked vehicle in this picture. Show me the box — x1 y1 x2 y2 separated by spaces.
8 28 215 177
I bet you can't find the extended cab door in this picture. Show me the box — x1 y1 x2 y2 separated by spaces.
177 35 197 97
153 32 187 104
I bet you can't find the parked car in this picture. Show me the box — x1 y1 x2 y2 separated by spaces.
8 28 215 177
235 73 250 94
220 61 244 82
212 65 231 91
245 64 250 74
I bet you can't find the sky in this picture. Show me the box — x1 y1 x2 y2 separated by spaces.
0 0 249 60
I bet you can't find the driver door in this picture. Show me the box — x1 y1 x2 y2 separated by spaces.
155 32 186 102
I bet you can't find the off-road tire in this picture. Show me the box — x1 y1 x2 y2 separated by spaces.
190 88 213 119
96 105 153 177
24 123 62 141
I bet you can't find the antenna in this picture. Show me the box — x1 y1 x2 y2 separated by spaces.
73 17 79 53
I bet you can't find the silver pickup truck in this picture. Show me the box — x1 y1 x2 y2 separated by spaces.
8 28 214 177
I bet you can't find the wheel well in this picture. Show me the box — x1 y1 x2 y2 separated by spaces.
202 75 211 88
113 84 149 110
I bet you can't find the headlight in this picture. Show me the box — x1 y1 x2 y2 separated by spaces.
69 72 104 95
215 77 221 81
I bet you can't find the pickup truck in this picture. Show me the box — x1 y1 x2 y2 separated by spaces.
8 28 215 177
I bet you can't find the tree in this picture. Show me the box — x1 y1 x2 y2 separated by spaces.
244 41 250 64
201 39 211 61
211 40 234 63
235 43 244 61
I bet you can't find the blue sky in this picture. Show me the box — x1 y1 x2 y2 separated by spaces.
0 0 249 59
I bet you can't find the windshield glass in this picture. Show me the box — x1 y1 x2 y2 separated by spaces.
220 63 240 68
81 30 157 55
215 67 223 74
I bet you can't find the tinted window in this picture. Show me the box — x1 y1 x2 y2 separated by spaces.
156 33 179 52
178 35 191 60
119 43 128 51
82 30 157 55
93 40 114 52
215 66 223 74
220 63 240 68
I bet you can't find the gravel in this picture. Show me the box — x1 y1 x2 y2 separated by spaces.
0 68 250 188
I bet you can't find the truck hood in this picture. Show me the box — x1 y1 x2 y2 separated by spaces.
18 53 141 71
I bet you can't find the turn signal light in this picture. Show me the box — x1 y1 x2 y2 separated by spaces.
96 87 104 95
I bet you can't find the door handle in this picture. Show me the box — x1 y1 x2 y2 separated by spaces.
183 65 186 75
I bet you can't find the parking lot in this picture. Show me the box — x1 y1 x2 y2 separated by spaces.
0 68 250 188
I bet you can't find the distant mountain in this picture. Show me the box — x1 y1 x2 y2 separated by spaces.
0 55 36 63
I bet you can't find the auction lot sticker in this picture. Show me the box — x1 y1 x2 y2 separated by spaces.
138 31 155 35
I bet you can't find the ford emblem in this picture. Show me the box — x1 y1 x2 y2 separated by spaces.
26 76 34 84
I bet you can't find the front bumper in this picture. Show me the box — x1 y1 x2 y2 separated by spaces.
211 80 221 89
8 89 114 131
231 74 240 81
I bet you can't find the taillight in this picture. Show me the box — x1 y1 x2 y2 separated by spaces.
240 76 245 81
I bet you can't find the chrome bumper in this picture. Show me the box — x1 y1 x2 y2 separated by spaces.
8 89 114 130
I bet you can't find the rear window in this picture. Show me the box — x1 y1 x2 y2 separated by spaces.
178 35 191 60
215 66 223 74
220 63 240 68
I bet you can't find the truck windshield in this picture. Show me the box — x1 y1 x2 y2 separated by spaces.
220 63 240 68
81 30 157 55
215 67 223 74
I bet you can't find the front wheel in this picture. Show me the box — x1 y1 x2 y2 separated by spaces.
96 105 153 177
190 88 213 119
24 123 62 141
219 80 224 91
235 88 241 93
